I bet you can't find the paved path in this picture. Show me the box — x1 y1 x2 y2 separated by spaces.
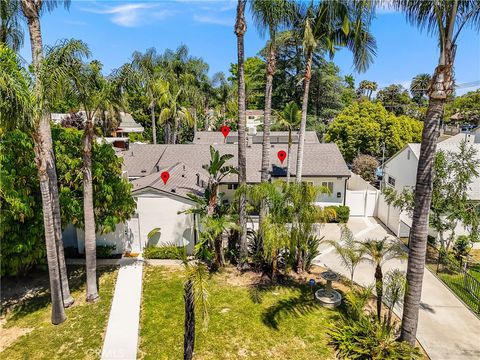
314 217 480 360
101 258 144 360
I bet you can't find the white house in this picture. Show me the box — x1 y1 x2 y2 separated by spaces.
378 140 480 237
63 131 351 255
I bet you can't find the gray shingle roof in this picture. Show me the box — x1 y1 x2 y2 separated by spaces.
192 131 320 145
121 142 350 183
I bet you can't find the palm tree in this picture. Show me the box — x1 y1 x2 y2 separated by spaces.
410 73 432 105
250 0 291 185
19 0 72 324
234 0 248 265
275 102 301 183
1 0 24 51
326 226 366 286
131 48 160 144
201 215 239 268
294 0 376 182
158 79 194 144
183 261 208 360
66 58 123 302
394 0 480 345
360 238 405 321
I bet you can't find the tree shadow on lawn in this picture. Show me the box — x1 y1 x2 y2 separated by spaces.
1 265 118 321
249 274 344 330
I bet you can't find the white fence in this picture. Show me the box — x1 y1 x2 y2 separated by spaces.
345 173 379 217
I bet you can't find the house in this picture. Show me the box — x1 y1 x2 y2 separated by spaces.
192 130 320 145
246 109 264 130
62 129 350 255
377 141 480 237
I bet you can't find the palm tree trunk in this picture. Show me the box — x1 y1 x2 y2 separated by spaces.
235 0 248 265
286 129 292 183
184 279 195 360
375 265 383 321
151 102 156 144
173 117 179 144
164 122 170 144
400 40 455 344
22 1 68 323
83 118 99 302
295 51 313 183
214 233 225 268
193 107 197 135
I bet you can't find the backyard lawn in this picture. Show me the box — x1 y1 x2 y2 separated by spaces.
0 266 118 359
139 265 340 360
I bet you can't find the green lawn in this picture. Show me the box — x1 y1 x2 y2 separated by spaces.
1 266 118 359
139 266 339 360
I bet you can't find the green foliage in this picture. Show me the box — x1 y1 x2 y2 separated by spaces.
452 235 472 262
375 84 412 116
324 205 350 223
0 127 135 276
96 245 117 258
229 56 266 109
0 130 44 276
325 100 423 162
143 245 186 260
445 89 480 125
329 289 421 360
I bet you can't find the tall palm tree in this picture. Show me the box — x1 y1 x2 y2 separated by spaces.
66 58 123 301
158 79 194 144
360 238 405 321
275 102 301 183
410 73 432 104
395 0 480 345
19 0 72 324
183 261 208 360
250 0 291 185
294 0 376 182
235 0 248 265
131 48 160 144
1 0 24 51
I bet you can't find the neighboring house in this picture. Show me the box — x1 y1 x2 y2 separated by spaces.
192 130 320 145
378 141 480 238
246 109 264 130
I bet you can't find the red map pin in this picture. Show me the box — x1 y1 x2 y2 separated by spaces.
160 171 170 185
221 125 231 138
277 150 287 164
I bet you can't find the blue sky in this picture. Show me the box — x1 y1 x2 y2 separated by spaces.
19 0 480 95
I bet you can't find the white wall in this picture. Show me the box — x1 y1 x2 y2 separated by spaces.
135 190 196 254
76 223 126 254
384 146 418 191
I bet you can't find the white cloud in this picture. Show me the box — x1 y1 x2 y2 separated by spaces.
193 14 233 26
82 3 173 27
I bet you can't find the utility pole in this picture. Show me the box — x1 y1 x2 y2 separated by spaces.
380 142 386 191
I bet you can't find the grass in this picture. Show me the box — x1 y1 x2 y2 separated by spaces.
139 266 340 360
0 266 118 359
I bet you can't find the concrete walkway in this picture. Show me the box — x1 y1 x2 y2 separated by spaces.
314 217 480 360
101 258 144 360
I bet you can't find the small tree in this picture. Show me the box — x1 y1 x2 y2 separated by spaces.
326 226 366 286
383 269 406 326
360 238 405 321
352 154 379 183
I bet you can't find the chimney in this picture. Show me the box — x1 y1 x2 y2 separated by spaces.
156 165 160 172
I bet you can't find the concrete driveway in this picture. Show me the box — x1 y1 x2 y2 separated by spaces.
313 217 480 360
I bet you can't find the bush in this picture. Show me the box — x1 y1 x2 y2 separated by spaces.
96 244 117 259
352 154 379 183
325 205 350 223
143 245 185 260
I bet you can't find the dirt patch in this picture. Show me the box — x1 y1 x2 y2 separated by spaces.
0 319 33 351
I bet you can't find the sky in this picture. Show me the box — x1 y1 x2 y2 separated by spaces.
19 0 480 95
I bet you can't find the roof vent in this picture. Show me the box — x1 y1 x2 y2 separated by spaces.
171 188 176 193
196 173 200 186
141 169 146 173
156 165 160 172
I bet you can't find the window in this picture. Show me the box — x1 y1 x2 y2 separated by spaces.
227 184 238 190
387 176 396 187
248 116 255 119
321 181 334 195
407 150 411 160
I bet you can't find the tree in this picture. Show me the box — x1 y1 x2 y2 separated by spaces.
376 84 412 116
357 80 377 100
352 154 379 183
235 0 248 266
250 0 290 188
294 0 376 182
396 2 480 341
326 226 366 286
0 126 135 277
360 238 405 321
0 0 24 51
228 56 265 109
274 102 301 183
384 269 407 327
183 261 208 360
64 57 123 302
201 215 238 269
410 73 432 105
325 100 423 163
445 89 480 125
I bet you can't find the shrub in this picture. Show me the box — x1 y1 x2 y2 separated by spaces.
352 154 379 183
325 205 350 223
143 244 185 260
96 244 117 259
